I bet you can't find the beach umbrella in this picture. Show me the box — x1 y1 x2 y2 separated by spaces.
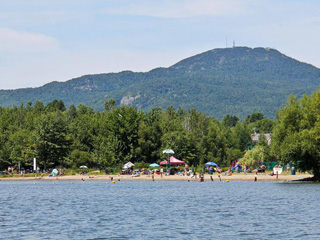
149 163 160 167
162 149 175 154
204 162 219 167
79 165 88 169
162 149 175 169
52 169 58 176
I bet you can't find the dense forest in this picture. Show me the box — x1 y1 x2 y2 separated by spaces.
1 47 320 119
0 99 274 171
2 87 320 179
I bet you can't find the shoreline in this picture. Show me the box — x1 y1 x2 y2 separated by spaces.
0 173 312 182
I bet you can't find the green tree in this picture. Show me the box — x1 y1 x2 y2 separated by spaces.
230 122 252 151
67 104 77 121
245 112 264 124
45 100 66 112
222 115 239 127
203 120 227 166
69 114 96 152
0 133 11 169
104 99 116 113
108 106 143 164
33 100 44 113
239 145 266 169
35 112 71 169
249 118 274 133
9 129 35 169
137 108 162 163
70 150 95 168
271 93 320 179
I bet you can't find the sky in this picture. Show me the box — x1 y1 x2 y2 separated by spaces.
0 0 320 89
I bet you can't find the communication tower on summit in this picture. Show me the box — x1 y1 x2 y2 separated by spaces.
233 40 235 48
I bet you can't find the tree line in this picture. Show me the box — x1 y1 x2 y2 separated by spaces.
1 88 320 180
0 99 273 171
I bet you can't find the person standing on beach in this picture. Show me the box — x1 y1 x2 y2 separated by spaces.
199 172 204 182
151 170 155 181
286 163 290 174
243 165 247 175
160 167 163 178
192 170 197 179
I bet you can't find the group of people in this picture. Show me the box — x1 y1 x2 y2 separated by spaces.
121 165 208 180
2 166 41 176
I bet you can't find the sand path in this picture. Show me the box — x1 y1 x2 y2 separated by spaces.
0 173 312 182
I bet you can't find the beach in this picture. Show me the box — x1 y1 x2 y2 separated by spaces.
0 172 312 181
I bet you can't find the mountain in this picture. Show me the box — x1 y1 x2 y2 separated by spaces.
1 47 320 119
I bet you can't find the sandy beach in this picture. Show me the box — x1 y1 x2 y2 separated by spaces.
0 173 312 182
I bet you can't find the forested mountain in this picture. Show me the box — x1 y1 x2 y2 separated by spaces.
1 47 320 119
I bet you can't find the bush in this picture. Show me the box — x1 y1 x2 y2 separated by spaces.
70 150 95 168
133 162 150 169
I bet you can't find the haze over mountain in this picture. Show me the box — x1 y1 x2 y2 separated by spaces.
1 47 320 119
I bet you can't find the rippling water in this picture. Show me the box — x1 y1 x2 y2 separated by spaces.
0 180 319 239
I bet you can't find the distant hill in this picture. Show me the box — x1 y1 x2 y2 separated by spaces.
1 47 320 119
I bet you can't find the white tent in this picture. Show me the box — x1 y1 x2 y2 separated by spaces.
123 161 135 169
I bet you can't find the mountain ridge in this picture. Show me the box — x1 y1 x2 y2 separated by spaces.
1 46 320 119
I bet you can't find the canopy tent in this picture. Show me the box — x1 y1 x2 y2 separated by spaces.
123 161 135 169
160 156 186 165
204 162 219 167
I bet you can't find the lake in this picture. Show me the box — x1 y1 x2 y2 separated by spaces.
0 180 319 239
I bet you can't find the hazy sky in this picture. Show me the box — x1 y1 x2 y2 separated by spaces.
0 0 319 89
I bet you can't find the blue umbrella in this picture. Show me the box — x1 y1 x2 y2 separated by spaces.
150 163 160 167
204 162 219 167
